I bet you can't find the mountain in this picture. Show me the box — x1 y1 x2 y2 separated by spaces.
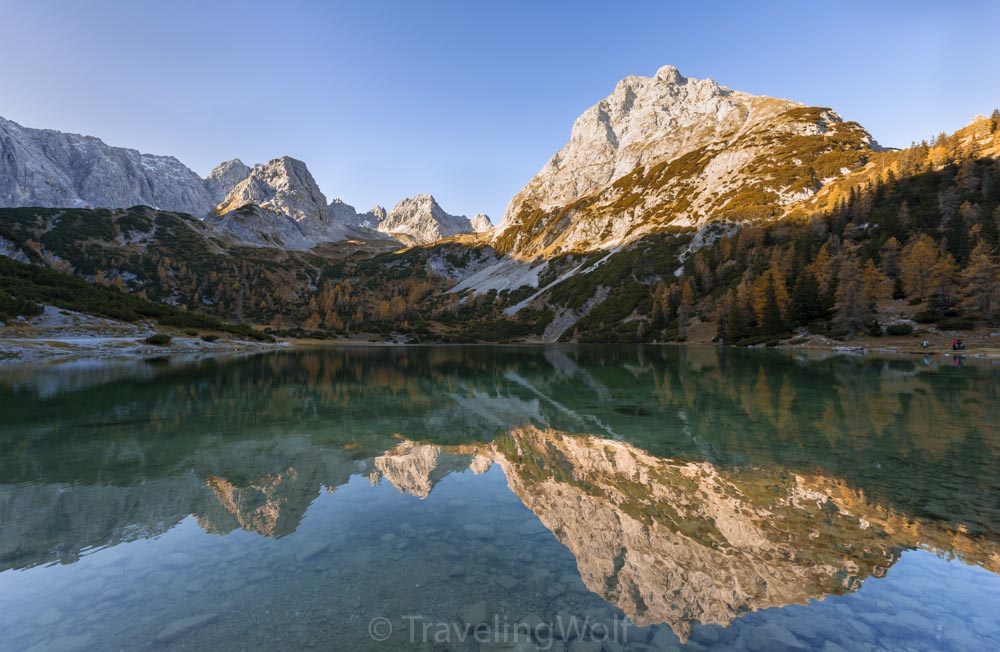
0 116 214 216
492 65 879 258
328 198 387 230
328 195 485 245
208 157 357 249
0 115 474 250
470 213 493 232
377 194 481 245
204 158 252 205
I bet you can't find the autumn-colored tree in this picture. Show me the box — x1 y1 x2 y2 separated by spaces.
751 264 789 323
926 253 959 310
715 290 734 343
832 255 866 334
324 310 344 331
677 278 696 339
961 242 1000 324
302 311 321 331
861 260 892 312
900 234 939 300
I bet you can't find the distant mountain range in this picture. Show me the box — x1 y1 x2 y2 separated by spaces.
0 116 491 248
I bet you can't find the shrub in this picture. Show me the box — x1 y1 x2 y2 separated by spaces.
913 311 941 324
937 317 974 330
886 323 914 336
144 333 172 346
183 329 198 337
201 334 220 342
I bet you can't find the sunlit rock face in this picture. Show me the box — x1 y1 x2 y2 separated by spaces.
493 65 879 258
370 441 473 498
202 469 302 538
377 194 481 245
204 158 252 206
481 426 1000 639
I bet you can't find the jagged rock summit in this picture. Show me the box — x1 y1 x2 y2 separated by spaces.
0 115 214 216
493 65 880 258
208 156 356 249
205 159 252 206
470 213 493 232
328 198 386 230
377 194 481 245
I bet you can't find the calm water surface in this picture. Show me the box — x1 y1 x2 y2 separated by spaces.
0 346 998 651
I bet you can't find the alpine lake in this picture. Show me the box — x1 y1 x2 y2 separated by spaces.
1 345 998 651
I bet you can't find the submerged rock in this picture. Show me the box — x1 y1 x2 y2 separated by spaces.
154 613 218 643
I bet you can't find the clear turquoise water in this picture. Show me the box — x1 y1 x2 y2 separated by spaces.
0 346 998 651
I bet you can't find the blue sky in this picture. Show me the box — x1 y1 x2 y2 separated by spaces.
2 0 998 221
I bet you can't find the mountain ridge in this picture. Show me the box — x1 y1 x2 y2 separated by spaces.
0 115 484 249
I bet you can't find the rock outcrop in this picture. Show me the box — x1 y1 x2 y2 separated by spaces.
0 116 214 216
493 65 880 258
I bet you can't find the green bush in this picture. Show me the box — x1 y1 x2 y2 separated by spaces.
201 334 220 342
144 333 172 346
0 289 43 320
913 311 941 324
886 323 914 336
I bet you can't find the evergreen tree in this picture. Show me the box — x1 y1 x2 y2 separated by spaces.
790 269 823 324
760 274 785 336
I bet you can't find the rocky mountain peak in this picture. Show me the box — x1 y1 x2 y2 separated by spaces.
205 158 251 205
492 66 879 258
654 64 685 84
470 213 493 232
377 194 480 245
217 156 328 223
208 156 357 249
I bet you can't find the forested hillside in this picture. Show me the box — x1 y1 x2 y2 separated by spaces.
640 113 1000 345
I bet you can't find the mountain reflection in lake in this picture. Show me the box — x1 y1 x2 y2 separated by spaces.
0 346 998 651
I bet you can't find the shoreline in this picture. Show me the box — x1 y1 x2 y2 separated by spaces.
0 306 287 368
3 337 996 369
3 306 997 369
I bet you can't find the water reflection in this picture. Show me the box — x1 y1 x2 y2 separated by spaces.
0 346 998 649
